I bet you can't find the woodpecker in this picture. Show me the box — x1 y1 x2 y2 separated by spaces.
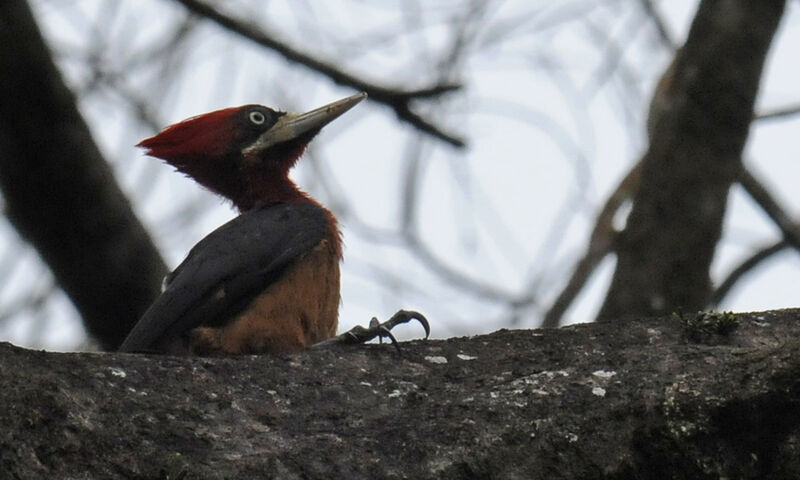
119 93 428 355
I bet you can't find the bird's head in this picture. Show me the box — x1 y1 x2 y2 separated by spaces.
138 92 366 211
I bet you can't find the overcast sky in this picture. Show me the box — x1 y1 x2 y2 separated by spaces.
3 0 799 350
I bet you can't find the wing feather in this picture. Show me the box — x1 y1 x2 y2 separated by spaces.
119 202 329 353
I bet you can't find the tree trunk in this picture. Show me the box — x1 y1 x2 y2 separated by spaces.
0 0 168 349
598 0 786 321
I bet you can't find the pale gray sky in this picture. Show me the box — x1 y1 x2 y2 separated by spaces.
3 0 798 350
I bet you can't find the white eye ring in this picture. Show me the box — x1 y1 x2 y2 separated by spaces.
249 111 266 125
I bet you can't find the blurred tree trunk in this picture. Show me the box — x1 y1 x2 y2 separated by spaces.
0 0 167 349
597 0 787 322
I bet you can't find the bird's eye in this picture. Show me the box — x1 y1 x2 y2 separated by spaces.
249 111 266 125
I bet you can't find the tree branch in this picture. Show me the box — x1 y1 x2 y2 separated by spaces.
638 0 677 49
173 0 465 147
738 165 800 251
755 103 800 121
712 241 789 305
541 163 641 328
710 165 800 305
4 310 800 478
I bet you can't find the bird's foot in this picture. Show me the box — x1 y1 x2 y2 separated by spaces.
314 310 430 351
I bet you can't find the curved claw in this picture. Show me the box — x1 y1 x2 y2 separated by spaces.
313 309 430 350
384 310 430 340
377 326 399 351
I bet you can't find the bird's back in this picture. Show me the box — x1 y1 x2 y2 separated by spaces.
119 202 338 354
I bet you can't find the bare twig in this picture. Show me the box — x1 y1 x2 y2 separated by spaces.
755 103 800 121
543 154 800 327
404 230 532 306
309 140 525 306
172 0 465 147
400 137 424 232
541 162 641 328
711 164 800 305
712 241 788 305
0 279 56 324
638 0 677 49
738 165 800 251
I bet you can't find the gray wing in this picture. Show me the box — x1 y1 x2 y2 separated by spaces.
119 202 329 353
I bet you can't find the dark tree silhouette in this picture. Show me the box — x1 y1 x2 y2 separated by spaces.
598 0 786 320
0 0 167 349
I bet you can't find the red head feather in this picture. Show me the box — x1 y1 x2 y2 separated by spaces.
138 94 366 212
137 107 241 168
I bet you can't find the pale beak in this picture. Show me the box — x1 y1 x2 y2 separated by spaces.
243 92 367 155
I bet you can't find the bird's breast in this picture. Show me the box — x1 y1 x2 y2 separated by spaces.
185 236 341 355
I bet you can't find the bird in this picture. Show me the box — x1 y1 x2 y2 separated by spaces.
119 92 428 355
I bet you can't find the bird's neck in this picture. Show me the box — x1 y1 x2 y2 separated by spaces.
235 174 307 211
234 175 343 259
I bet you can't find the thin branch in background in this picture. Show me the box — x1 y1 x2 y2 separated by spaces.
341 254 481 336
580 11 648 135
452 158 528 273
302 148 407 246
172 0 465 147
345 255 437 304
400 137 424 232
755 103 800 122
541 162 641 328
0 274 56 328
437 0 488 75
581 7 646 101
541 155 800 327
0 240 27 294
312 139 529 307
117 17 200 128
712 241 789 305
72 14 198 204
542 158 800 326
403 229 531 306
638 0 677 49
307 146 526 308
154 192 225 238
708 163 800 305
738 165 800 251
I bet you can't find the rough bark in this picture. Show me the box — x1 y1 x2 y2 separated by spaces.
2 309 800 479
597 0 786 321
0 0 168 349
